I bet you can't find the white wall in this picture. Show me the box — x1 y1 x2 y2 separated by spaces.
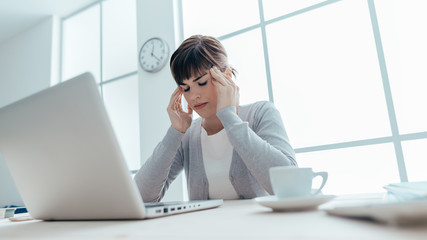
0 16 58 206
137 0 185 201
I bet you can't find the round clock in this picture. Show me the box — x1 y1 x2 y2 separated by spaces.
139 37 169 73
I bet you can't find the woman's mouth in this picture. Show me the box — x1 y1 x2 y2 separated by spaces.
194 102 207 110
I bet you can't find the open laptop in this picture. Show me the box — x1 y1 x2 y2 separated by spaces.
0 155 24 207
0 72 222 220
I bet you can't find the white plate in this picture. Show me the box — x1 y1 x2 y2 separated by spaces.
255 195 336 211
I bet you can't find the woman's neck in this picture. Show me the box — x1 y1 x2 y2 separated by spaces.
202 116 224 136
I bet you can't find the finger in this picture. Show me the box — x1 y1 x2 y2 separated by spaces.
173 98 179 111
224 74 234 86
168 87 181 107
177 94 182 105
222 68 235 85
187 104 193 115
209 69 223 90
171 93 184 112
175 95 183 111
214 66 235 87
210 67 226 86
211 77 222 88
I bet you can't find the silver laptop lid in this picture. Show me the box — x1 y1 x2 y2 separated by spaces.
0 155 24 207
0 73 146 220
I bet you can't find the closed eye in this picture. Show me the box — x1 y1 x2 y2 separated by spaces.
182 80 208 92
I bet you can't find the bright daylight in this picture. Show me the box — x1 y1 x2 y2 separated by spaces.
1 0 427 238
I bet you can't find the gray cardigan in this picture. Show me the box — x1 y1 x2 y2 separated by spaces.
134 101 297 202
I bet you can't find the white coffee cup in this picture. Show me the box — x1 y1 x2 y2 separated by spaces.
269 166 328 198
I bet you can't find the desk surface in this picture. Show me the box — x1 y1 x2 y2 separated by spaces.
1 198 427 240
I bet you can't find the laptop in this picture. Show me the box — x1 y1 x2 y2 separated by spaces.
0 72 222 220
0 155 24 207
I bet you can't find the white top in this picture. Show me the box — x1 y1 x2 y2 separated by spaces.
201 127 239 200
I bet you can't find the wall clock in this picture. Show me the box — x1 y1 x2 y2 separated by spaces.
139 37 169 73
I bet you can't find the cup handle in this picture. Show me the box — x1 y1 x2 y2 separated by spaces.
311 171 328 195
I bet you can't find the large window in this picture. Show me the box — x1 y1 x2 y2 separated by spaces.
61 0 140 171
181 0 427 194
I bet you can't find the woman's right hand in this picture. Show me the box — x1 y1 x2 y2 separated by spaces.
167 87 193 133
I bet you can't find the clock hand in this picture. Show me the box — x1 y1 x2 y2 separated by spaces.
151 53 161 62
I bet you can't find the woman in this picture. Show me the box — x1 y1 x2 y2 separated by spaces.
134 35 296 202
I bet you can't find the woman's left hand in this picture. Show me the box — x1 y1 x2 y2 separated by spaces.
210 66 239 113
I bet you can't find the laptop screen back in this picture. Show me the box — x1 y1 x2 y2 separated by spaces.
0 73 146 220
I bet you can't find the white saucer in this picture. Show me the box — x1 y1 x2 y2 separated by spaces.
255 195 336 211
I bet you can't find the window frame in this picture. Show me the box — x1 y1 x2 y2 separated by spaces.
179 0 427 184
59 0 140 172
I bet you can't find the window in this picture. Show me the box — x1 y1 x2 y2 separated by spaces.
375 0 427 135
62 5 100 83
267 0 390 148
181 0 427 194
182 0 259 38
61 0 140 171
221 29 269 104
297 143 399 194
262 0 325 20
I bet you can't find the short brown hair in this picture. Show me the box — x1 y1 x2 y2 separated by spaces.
170 35 236 85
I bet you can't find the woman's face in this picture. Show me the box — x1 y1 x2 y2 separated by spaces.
179 70 218 119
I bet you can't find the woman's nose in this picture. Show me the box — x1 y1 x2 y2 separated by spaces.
189 89 200 101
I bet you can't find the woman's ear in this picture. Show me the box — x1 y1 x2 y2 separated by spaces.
225 67 233 78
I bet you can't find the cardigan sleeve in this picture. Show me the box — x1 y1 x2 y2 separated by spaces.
134 126 185 202
216 101 297 194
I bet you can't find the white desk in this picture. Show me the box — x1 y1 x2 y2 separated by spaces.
1 198 427 240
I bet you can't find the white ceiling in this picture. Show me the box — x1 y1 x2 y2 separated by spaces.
0 0 98 44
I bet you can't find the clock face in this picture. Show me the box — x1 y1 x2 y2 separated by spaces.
139 37 169 72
